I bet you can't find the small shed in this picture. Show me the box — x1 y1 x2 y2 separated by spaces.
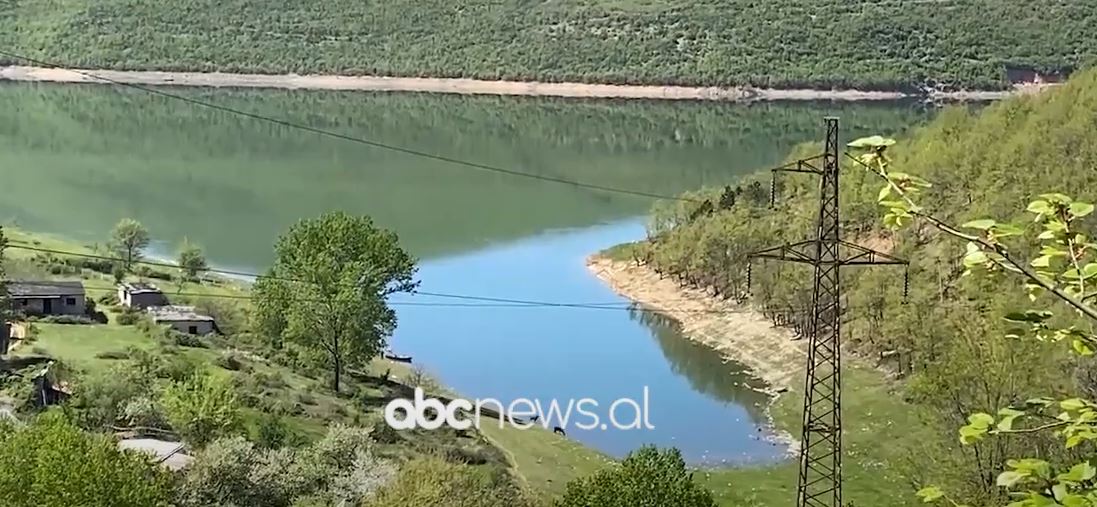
147 305 216 335
118 282 168 309
7 280 86 316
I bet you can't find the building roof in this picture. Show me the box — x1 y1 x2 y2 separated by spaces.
6 281 85 298
120 282 163 295
147 305 214 322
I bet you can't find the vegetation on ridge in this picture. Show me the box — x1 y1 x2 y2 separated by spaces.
626 67 1097 505
0 0 1094 91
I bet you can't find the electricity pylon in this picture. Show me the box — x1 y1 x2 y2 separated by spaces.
747 118 908 507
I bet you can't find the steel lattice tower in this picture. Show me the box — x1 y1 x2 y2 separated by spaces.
747 118 908 507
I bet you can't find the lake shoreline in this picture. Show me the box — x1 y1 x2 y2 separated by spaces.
586 254 803 458
0 65 1054 102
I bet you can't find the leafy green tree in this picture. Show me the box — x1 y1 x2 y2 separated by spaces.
161 372 241 447
177 238 208 282
0 411 174 507
253 212 418 392
109 218 150 273
849 136 1097 506
555 446 716 507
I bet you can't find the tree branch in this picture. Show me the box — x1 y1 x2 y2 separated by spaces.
847 153 1097 323
997 420 1069 434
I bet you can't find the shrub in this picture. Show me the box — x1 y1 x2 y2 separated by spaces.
370 420 401 445
364 456 529 507
38 314 95 325
94 350 130 360
249 413 293 449
172 332 207 348
556 446 716 507
67 365 150 431
97 292 120 306
0 412 174 507
115 309 142 326
161 373 241 447
216 351 244 371
121 396 168 429
176 437 290 507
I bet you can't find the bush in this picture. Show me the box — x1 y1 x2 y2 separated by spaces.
84 299 108 324
172 332 207 348
115 309 142 326
97 292 120 307
161 373 241 447
370 420 401 445
556 446 716 507
38 314 95 325
216 351 244 371
364 456 529 507
0 412 175 507
67 365 151 431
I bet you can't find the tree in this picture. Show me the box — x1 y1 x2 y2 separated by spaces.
177 238 208 282
253 212 417 392
555 446 716 507
160 372 241 447
0 411 174 507
109 218 150 273
848 136 1097 506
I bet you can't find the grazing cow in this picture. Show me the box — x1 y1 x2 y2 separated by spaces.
553 426 566 437
529 415 540 424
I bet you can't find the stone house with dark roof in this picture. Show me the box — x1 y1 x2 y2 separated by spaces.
147 305 217 335
7 280 86 316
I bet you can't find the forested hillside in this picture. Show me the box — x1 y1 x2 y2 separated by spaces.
628 68 1097 503
0 0 1093 91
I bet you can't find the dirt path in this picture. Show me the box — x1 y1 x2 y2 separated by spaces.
0 65 1050 102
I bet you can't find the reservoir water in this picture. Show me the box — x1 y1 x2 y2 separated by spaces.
0 82 931 463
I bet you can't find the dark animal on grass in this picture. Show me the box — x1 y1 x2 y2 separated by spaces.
553 426 566 436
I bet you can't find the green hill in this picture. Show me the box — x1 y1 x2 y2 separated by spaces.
628 68 1097 504
0 0 1093 91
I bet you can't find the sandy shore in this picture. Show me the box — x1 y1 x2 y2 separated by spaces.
587 255 806 455
0 65 1048 102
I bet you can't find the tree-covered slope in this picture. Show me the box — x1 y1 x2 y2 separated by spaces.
0 0 1093 91
632 67 1097 504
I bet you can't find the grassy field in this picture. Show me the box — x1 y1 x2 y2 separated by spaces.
0 0 1093 91
12 322 154 368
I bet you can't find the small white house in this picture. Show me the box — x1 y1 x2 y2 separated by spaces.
118 282 168 309
147 305 217 335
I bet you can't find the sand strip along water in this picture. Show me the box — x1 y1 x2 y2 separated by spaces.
0 65 1053 102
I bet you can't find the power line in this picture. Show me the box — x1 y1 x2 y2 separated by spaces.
0 49 703 204
6 244 737 311
5 280 755 315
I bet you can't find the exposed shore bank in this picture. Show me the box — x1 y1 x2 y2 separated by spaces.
587 255 805 455
0 65 1053 102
